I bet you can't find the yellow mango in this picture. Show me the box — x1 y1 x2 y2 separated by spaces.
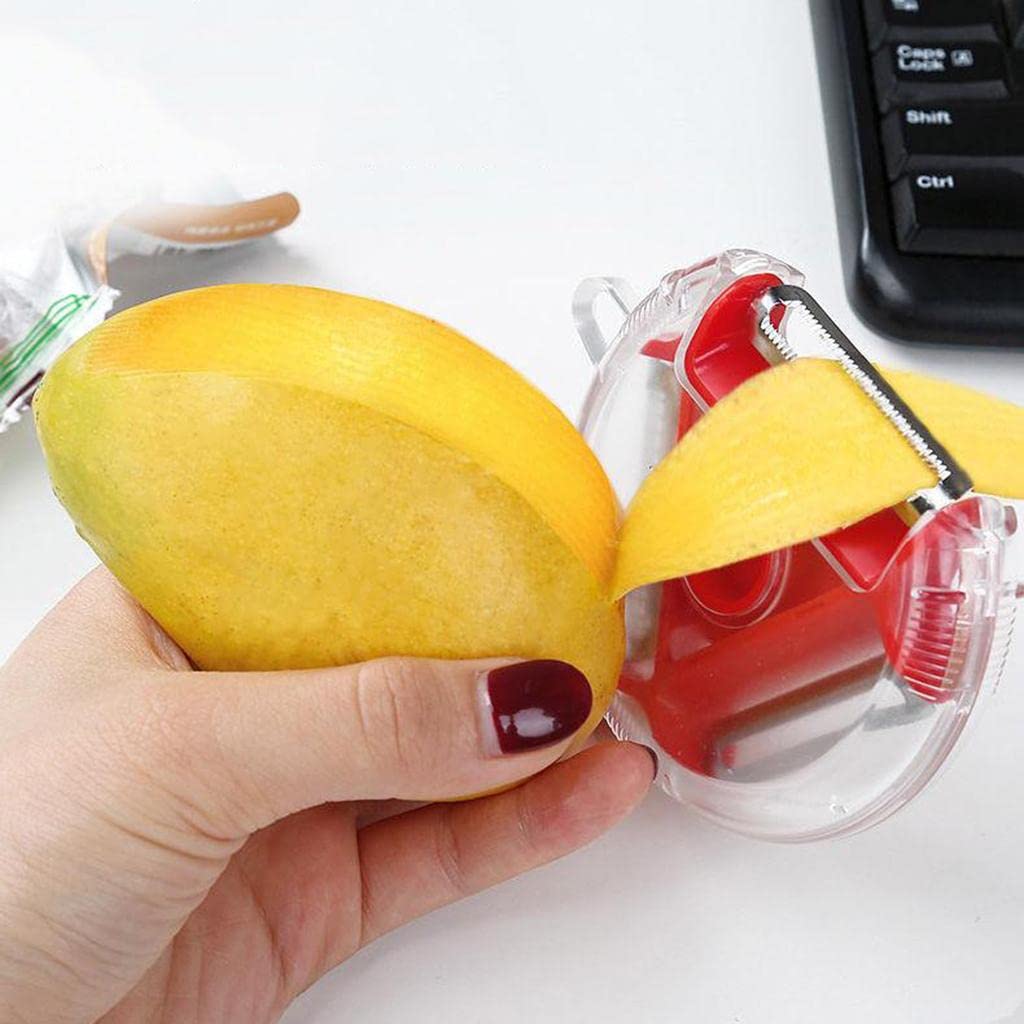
34 285 626 742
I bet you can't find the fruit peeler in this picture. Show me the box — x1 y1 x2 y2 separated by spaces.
574 249 1023 842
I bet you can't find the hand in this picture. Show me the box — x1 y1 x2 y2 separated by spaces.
0 569 652 1024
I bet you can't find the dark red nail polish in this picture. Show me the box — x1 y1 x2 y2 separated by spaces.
483 660 593 754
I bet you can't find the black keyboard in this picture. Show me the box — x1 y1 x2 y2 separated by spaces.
810 0 1024 346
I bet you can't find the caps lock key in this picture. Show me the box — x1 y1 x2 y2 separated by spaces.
872 39 1009 110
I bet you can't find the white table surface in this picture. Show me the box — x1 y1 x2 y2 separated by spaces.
3 3 1024 1022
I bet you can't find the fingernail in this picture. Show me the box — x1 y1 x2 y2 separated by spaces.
480 660 593 755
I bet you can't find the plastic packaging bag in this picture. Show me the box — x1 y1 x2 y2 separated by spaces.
0 231 115 431
0 191 300 432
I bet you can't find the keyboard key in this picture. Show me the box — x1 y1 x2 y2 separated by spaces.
881 103 1024 177
892 161 1024 255
1006 0 1024 47
863 0 1003 49
872 39 1009 109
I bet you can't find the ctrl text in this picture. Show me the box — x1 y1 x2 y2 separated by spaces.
916 174 955 190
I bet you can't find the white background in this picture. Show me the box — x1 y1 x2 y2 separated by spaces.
2 3 1024 1022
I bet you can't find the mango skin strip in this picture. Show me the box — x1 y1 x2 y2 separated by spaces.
613 358 1024 600
82 284 620 592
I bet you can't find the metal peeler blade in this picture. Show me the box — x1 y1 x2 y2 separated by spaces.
756 283 973 513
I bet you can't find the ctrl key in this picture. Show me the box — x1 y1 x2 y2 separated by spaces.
893 164 1024 256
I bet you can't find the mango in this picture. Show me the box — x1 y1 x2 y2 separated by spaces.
33 285 625 741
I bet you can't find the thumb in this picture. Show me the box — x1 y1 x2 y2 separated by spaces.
144 655 596 835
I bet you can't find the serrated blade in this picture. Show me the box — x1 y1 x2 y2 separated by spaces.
757 284 973 511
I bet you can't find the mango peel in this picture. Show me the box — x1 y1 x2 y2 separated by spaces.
33 283 1024 752
614 358 1024 598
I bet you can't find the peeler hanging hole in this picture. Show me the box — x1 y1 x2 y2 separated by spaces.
572 277 638 366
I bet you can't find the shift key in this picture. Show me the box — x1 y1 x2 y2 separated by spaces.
882 105 1024 178
892 163 1024 255
872 40 1008 110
